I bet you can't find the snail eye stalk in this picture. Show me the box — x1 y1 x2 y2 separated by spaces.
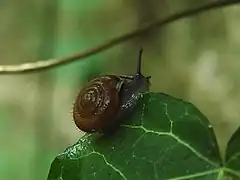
137 48 144 76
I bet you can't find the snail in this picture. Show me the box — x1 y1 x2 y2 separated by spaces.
73 48 151 134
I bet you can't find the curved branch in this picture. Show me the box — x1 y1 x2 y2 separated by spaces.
0 0 239 74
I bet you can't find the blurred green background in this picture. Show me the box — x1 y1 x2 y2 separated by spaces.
0 0 240 180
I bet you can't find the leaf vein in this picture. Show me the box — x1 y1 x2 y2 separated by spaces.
167 168 220 180
121 124 218 167
93 152 127 180
226 152 240 166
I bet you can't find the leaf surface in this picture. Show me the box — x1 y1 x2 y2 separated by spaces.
47 92 240 180
224 126 240 179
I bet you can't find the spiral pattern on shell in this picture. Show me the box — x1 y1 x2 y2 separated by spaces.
73 75 120 133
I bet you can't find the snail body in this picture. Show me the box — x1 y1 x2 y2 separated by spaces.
73 49 150 133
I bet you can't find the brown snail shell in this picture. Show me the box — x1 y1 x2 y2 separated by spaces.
73 75 122 133
73 49 150 133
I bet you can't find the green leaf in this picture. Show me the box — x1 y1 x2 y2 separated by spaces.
224 127 240 179
47 92 240 180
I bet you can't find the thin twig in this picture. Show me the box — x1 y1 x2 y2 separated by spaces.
0 0 239 74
